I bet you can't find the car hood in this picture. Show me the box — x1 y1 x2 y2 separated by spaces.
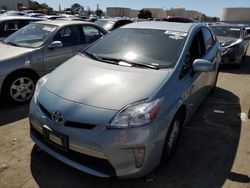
43 55 171 110
0 43 35 62
217 36 241 47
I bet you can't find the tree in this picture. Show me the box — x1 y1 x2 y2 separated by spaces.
71 3 83 14
138 9 152 19
29 0 53 13
96 9 103 17
200 14 207 22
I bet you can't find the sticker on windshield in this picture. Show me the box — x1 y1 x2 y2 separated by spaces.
42 26 56 32
165 30 188 37
230 28 240 31
164 30 187 40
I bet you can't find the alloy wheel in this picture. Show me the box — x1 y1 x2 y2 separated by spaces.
10 77 35 102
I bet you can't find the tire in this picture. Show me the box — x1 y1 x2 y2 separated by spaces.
161 113 184 162
1 72 37 104
209 70 219 94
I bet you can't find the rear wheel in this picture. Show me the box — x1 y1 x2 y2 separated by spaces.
2 73 37 104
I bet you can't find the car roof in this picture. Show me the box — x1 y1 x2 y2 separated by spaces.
0 16 43 21
35 20 93 27
122 21 197 33
97 19 131 22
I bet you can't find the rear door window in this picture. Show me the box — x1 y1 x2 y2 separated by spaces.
53 25 83 47
82 25 104 43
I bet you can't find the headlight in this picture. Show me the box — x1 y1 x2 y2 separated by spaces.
221 46 236 55
34 74 49 103
108 97 164 128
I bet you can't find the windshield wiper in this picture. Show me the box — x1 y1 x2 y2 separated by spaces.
83 52 160 70
83 51 117 64
2 41 19 47
83 51 101 60
99 57 159 70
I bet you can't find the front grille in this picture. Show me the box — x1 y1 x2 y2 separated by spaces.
30 125 116 176
37 102 96 129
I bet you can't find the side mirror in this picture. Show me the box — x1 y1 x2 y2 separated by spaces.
193 59 215 72
48 41 63 49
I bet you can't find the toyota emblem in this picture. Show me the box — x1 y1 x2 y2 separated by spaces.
51 111 65 124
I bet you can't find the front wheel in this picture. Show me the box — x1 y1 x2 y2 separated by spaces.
2 73 37 104
161 114 183 161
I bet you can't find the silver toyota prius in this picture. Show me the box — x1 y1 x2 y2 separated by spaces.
29 21 221 178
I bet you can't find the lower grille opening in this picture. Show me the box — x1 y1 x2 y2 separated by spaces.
30 124 116 176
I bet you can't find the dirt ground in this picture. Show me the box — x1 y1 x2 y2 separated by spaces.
0 48 250 188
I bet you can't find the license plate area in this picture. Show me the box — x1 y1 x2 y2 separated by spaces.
43 125 68 152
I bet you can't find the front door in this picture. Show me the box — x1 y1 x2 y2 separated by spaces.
43 25 85 73
180 30 208 116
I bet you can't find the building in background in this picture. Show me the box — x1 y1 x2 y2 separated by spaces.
221 7 250 23
166 7 202 20
129 9 139 18
106 7 130 18
106 7 165 19
0 0 29 11
107 6 205 20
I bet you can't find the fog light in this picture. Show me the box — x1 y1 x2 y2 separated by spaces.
134 147 145 168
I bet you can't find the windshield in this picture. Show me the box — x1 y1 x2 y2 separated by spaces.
95 20 115 31
85 28 187 68
4 23 57 48
210 26 241 38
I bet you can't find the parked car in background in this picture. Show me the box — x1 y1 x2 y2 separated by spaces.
29 21 220 178
89 14 98 22
0 11 26 16
26 13 46 18
210 24 249 65
40 15 66 20
0 20 107 103
246 25 250 35
0 16 43 41
95 19 133 31
161 16 199 23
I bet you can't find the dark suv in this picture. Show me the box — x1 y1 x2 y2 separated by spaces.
0 16 43 40
95 19 133 31
161 16 199 23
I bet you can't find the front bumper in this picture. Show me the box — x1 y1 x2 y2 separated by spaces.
29 95 168 178
0 74 6 95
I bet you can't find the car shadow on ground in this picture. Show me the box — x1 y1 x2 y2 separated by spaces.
219 55 250 74
30 87 248 188
0 99 29 126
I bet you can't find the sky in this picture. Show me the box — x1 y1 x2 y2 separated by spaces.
37 0 250 17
